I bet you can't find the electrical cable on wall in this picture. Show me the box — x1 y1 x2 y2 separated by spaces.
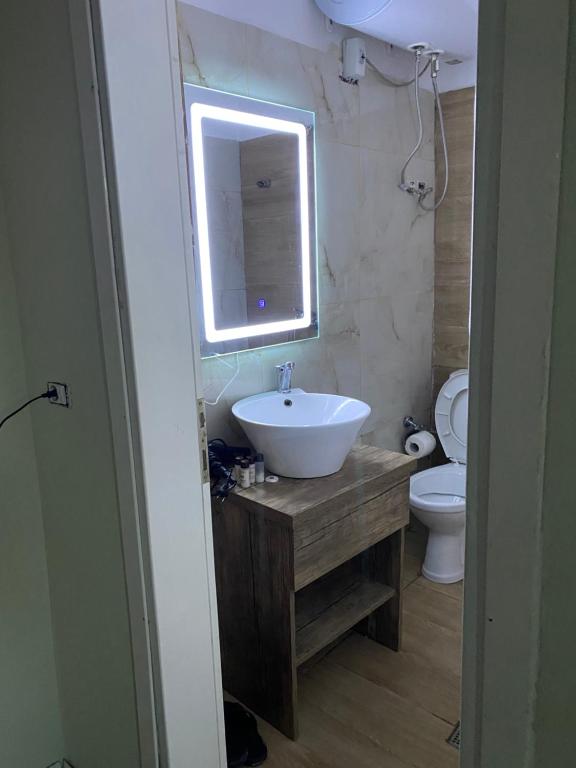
205 353 240 406
0 387 56 432
0 382 69 432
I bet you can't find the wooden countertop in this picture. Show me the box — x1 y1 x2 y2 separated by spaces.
233 444 415 525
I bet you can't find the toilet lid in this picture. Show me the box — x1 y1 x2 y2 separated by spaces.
434 370 469 464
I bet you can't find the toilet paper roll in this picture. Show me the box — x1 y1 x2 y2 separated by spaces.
405 430 436 458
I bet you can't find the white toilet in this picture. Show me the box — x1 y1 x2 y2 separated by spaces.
409 370 468 584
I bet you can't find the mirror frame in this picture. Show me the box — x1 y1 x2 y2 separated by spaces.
184 84 318 356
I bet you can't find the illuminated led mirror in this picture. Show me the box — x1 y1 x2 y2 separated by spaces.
184 84 318 357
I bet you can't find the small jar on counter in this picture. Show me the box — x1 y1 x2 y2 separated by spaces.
255 453 265 484
239 459 251 489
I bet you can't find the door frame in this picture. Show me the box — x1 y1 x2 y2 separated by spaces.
462 0 570 765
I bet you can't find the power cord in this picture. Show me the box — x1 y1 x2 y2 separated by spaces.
0 386 57 433
205 353 240 406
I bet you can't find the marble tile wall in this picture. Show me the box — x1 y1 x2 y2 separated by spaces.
178 3 435 450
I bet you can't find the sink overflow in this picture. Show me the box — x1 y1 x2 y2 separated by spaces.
284 399 293 407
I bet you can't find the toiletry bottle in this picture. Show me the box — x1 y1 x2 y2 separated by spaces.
255 453 265 484
240 459 251 489
233 456 243 482
249 456 256 485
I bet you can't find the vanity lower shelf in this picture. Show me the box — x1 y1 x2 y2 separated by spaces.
296 574 396 666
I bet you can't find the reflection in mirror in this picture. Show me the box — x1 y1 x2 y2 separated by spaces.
184 85 318 357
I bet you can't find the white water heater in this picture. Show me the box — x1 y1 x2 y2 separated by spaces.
314 0 478 62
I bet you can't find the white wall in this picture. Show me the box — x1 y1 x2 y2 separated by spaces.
0 1 141 765
0 188 64 767
178 3 435 451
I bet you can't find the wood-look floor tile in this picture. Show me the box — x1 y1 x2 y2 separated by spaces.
235 562 464 767
415 574 464 601
299 661 458 768
256 717 333 768
403 580 464 634
402 611 462 679
328 632 461 726
296 697 412 768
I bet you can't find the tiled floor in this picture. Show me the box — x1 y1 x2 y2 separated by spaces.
254 546 463 768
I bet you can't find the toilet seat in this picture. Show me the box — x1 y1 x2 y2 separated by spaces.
435 369 469 464
410 464 466 513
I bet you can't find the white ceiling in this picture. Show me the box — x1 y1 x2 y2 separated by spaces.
179 0 477 92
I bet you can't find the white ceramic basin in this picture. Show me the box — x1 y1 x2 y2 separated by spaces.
232 389 371 478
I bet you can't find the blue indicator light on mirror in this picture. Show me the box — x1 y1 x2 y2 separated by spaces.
258 298 267 309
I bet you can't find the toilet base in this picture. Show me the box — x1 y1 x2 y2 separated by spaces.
422 530 465 584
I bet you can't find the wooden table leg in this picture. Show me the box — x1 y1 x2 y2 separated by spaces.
364 527 405 651
250 511 298 739
212 498 298 740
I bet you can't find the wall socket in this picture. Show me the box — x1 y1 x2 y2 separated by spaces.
47 382 71 408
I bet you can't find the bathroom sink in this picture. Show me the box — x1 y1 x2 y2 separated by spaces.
232 389 371 478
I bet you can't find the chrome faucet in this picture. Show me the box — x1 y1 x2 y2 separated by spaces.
275 361 295 393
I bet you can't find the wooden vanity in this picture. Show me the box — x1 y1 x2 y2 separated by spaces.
212 444 415 738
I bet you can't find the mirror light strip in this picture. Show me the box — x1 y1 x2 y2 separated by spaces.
190 102 312 343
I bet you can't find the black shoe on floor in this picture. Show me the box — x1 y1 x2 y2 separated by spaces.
224 702 249 767
224 702 268 766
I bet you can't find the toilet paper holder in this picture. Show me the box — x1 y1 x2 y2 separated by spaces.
403 415 436 435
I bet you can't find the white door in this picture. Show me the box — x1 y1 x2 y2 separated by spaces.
69 0 226 765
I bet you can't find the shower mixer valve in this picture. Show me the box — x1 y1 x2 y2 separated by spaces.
400 179 434 202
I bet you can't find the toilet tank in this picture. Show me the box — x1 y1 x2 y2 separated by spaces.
314 0 478 62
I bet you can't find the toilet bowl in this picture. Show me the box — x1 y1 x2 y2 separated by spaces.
410 463 466 583
409 370 468 584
